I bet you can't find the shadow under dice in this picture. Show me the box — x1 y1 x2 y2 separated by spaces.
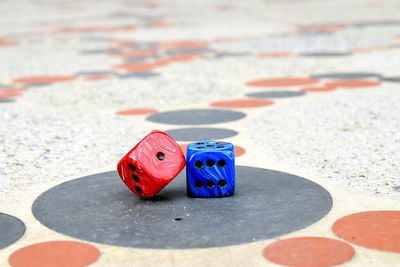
117 130 185 199
186 141 235 197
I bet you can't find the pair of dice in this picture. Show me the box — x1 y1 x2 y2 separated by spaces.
117 130 235 198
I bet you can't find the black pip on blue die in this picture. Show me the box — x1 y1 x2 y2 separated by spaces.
186 141 235 197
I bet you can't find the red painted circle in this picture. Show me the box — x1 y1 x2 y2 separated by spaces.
13 76 76 85
325 80 380 89
210 99 274 108
8 241 100 267
246 77 319 87
263 237 355 267
332 211 400 252
116 108 158 115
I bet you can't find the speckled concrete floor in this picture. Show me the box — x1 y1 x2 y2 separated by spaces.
249 86 400 200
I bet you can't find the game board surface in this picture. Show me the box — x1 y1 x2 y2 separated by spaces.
0 0 399 266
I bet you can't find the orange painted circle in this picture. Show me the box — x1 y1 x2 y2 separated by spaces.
179 143 245 157
0 38 17 46
178 143 189 156
162 41 208 50
167 54 200 62
116 108 158 115
263 237 355 267
332 211 400 252
210 99 274 108
0 87 27 91
256 52 293 58
246 77 319 87
0 94 21 99
0 88 27 98
112 63 154 72
234 145 246 157
110 50 157 58
325 80 380 89
83 75 112 81
13 76 76 85
351 46 391 54
307 25 345 33
8 241 100 267
151 58 172 67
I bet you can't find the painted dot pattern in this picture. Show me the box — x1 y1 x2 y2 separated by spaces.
311 72 382 80
116 108 158 115
245 77 319 87
31 166 332 249
165 127 238 142
13 76 76 85
247 91 306 98
2 1 399 264
263 237 355 267
257 52 293 58
118 72 159 79
0 99 16 103
0 213 26 249
210 99 274 108
332 211 400 252
299 52 350 57
8 241 100 267
382 76 400 83
146 109 246 125
325 80 381 89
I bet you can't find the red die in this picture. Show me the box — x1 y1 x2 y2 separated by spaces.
117 130 185 199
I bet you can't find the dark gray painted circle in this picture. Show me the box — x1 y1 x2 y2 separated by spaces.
167 48 212 55
299 52 350 57
165 127 238 141
117 72 160 79
247 91 306 98
382 76 400 83
32 166 332 249
25 83 52 87
311 72 382 80
213 52 249 58
80 49 120 54
0 213 26 249
75 71 116 76
352 20 400 28
0 99 16 104
124 57 154 63
147 109 246 125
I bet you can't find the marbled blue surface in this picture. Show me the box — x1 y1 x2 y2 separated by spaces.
186 141 235 197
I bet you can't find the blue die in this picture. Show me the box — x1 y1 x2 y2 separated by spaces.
186 141 235 197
